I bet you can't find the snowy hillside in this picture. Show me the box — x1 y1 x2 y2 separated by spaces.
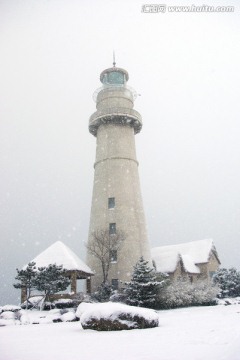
1 304 240 360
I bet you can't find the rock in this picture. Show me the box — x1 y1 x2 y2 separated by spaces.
77 302 159 331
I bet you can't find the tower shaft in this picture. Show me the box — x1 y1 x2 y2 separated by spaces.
87 66 151 291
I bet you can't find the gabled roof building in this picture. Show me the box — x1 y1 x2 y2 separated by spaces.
151 239 220 282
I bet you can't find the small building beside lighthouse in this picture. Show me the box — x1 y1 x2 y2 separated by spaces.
87 63 151 291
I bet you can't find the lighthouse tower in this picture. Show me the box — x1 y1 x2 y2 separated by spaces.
87 62 151 292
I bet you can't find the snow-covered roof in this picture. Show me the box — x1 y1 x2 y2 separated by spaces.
151 239 218 274
23 241 94 275
180 254 200 274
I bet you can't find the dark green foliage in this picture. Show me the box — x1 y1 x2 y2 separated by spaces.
213 268 240 298
14 262 71 308
110 290 127 303
13 262 37 308
124 257 165 308
81 312 159 331
92 282 113 302
54 299 74 309
34 264 70 301
42 301 55 310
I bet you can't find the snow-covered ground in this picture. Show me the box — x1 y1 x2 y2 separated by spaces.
1 304 240 360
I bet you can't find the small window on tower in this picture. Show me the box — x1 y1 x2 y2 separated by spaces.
109 223 116 235
110 250 117 262
108 197 115 209
111 279 119 290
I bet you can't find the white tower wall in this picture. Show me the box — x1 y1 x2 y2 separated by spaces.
87 66 151 291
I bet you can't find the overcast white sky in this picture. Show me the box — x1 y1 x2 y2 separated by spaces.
0 0 240 304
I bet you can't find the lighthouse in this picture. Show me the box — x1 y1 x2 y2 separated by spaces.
87 62 151 292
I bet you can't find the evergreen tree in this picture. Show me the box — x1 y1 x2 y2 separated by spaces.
13 262 37 308
125 257 164 308
213 268 240 298
34 264 70 301
92 282 113 302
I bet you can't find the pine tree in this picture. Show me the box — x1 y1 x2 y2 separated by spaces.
34 264 70 302
125 257 163 308
13 262 37 308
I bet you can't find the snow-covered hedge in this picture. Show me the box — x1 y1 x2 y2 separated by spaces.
0 311 16 320
0 309 20 326
1 304 21 312
21 296 48 310
216 297 240 306
0 308 78 326
76 302 159 331
54 298 74 309
156 280 219 309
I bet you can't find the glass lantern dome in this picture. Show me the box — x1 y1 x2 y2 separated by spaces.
92 66 137 102
100 67 129 86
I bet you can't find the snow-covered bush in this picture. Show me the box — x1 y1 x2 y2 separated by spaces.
0 309 21 326
1 304 21 312
54 298 74 309
42 301 55 310
61 310 77 322
213 268 240 298
0 311 16 320
216 297 240 306
0 304 80 326
77 302 159 331
191 281 219 306
19 310 31 325
19 308 78 325
21 296 45 310
156 280 219 309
